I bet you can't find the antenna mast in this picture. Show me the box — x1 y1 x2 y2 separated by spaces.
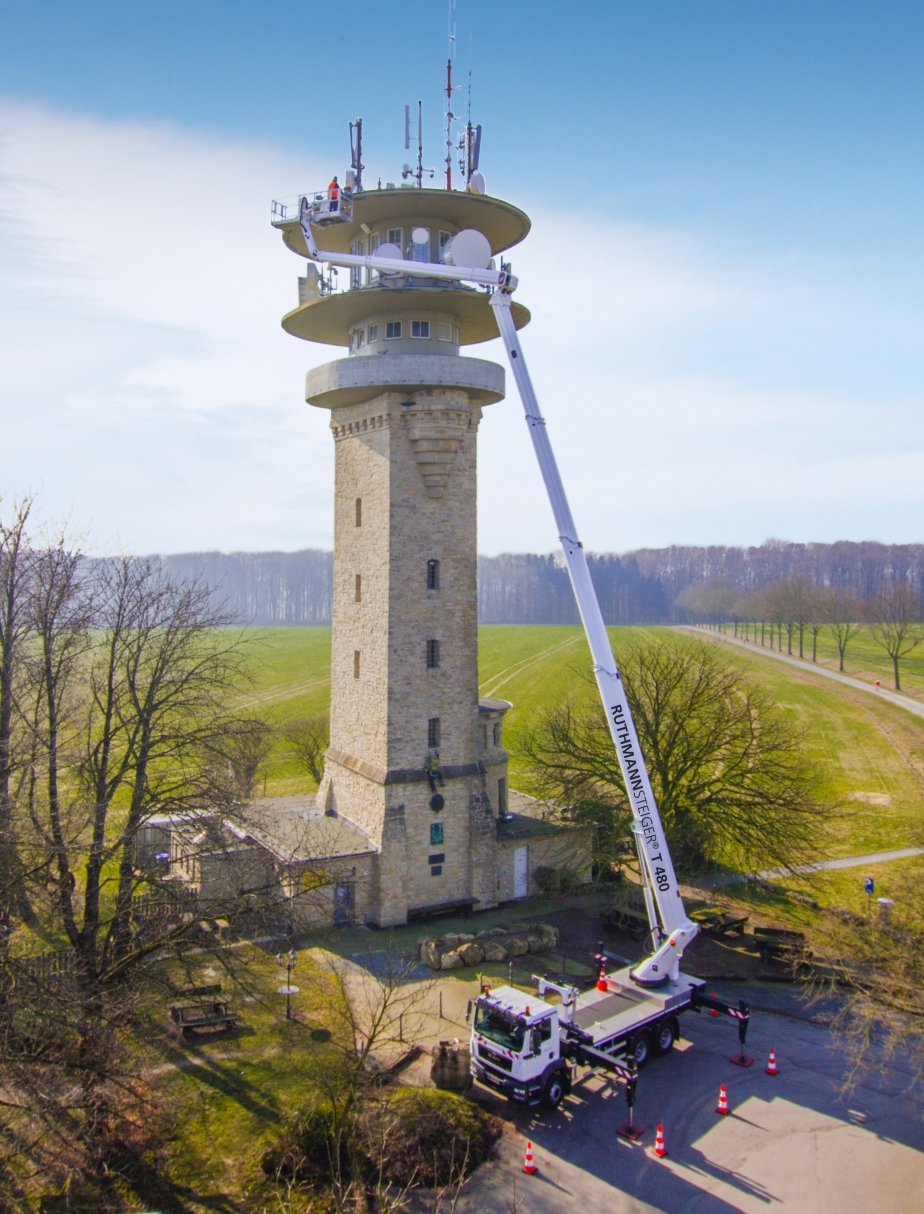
445 0 456 190
349 118 363 191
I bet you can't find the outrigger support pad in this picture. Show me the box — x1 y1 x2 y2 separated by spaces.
691 989 753 1067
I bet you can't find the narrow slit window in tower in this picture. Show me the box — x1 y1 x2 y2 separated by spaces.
427 717 440 747
355 497 362 526
497 777 508 818
354 574 362 602
493 723 501 746
426 639 440 669
439 230 451 262
353 650 361 679
426 559 440 589
430 821 443 845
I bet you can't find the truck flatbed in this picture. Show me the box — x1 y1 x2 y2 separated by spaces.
571 968 703 1045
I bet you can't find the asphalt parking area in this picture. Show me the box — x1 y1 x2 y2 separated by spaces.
454 988 924 1213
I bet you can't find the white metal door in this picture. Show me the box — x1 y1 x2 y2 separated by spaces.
513 846 528 899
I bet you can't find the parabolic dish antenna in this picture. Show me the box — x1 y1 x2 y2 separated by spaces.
375 241 402 276
444 229 492 269
470 172 486 196
411 226 429 245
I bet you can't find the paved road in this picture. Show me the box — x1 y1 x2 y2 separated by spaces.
454 985 924 1213
673 625 924 720
703 845 924 889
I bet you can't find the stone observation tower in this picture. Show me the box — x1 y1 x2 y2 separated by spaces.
271 142 589 926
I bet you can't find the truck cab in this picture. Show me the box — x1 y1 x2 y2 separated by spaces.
470 985 571 1109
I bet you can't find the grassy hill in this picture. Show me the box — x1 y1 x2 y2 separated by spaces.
240 625 924 862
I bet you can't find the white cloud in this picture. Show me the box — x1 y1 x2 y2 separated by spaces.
1 102 921 556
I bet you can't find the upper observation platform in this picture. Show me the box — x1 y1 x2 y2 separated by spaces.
272 186 530 259
272 184 531 348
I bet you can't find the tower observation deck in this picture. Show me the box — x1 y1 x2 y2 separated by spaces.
271 166 587 927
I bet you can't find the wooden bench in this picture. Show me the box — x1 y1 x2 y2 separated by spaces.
170 999 239 1037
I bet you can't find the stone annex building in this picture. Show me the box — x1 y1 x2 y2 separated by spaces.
148 173 592 926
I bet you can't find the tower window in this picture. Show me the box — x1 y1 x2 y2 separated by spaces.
354 574 362 602
386 321 402 339
355 497 362 526
411 320 430 338
367 324 378 342
497 777 508 818
426 559 440 589
493 723 501 746
430 865 443 876
428 853 445 865
438 322 453 342
481 725 489 749
430 821 443 845
426 639 440 669
428 717 441 747
439 230 451 263
353 650 361 679
387 228 402 247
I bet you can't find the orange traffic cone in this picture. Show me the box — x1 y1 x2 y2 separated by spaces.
596 965 608 992
653 1124 667 1157
766 1049 778 1076
523 1141 536 1174
716 1083 730 1115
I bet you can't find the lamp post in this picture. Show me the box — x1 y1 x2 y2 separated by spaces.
276 949 299 1020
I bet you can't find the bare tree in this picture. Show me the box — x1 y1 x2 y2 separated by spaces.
209 717 275 801
808 859 924 1095
823 586 864 671
865 582 924 690
519 635 832 877
0 497 36 945
281 714 330 786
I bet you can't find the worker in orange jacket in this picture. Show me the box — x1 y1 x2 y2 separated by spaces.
328 176 339 210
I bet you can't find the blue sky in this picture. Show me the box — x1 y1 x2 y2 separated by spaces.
1 1 922 554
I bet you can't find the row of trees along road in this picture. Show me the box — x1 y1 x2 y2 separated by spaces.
676 575 924 690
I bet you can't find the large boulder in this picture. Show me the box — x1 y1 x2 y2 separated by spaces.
458 942 484 966
430 1041 473 1091
481 941 508 962
504 935 529 957
441 934 462 950
476 927 508 941
420 938 443 969
440 950 464 970
527 924 559 953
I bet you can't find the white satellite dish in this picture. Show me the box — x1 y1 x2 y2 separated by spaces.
375 241 403 276
470 171 486 196
411 226 429 245
443 228 492 269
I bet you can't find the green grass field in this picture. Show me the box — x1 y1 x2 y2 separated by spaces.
243 625 924 860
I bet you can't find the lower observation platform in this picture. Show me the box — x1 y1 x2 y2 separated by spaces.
305 354 505 409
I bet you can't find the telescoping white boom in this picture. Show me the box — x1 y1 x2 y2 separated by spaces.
299 206 698 986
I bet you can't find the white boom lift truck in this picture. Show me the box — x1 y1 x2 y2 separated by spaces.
297 198 752 1117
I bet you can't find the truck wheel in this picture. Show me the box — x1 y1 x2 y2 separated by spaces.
653 1018 676 1056
541 1069 568 1110
630 1030 652 1068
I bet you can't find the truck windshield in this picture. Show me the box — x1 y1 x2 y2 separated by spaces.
474 1005 525 1052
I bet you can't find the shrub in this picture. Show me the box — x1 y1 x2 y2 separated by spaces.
261 1099 345 1181
361 1088 502 1188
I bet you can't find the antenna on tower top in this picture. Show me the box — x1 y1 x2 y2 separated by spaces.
349 118 363 192
403 102 433 188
